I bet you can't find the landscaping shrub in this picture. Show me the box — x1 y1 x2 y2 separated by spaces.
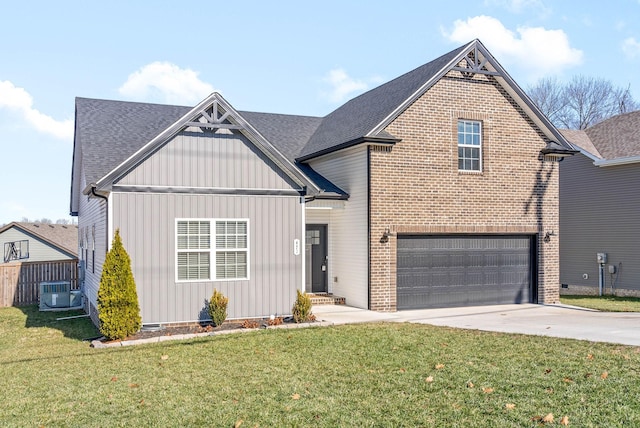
97 229 141 340
292 290 313 323
208 289 228 326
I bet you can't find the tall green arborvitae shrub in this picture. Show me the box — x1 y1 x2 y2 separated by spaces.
292 290 313 323
208 289 228 327
97 229 141 340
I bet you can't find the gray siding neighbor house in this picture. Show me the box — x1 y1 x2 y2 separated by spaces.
0 222 77 264
71 39 573 327
560 112 640 297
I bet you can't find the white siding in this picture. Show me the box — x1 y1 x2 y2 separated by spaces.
77 166 108 317
306 147 369 308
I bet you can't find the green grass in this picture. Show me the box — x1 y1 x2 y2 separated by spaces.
561 295 640 312
2 306 640 427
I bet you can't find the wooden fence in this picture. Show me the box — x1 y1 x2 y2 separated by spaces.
0 260 78 307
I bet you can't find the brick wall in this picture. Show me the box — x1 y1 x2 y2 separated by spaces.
369 71 560 311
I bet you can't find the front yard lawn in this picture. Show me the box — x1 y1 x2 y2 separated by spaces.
561 295 640 312
2 305 640 427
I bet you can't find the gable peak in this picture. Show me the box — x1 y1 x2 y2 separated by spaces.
451 40 501 78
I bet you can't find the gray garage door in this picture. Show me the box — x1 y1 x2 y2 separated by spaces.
397 235 533 310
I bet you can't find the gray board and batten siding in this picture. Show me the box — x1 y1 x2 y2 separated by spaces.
112 127 304 324
116 128 301 191
560 153 640 294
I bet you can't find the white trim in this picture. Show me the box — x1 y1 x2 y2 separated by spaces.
300 197 306 292
457 119 483 172
594 155 640 167
174 218 250 283
107 193 113 251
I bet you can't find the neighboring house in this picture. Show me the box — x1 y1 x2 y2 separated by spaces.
560 111 640 297
0 222 78 263
71 39 573 326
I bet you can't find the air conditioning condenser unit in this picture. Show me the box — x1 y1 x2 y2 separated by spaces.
39 281 70 311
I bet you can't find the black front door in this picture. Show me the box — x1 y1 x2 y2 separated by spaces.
306 224 328 293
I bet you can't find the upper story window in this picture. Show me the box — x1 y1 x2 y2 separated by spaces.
176 219 248 282
458 120 482 171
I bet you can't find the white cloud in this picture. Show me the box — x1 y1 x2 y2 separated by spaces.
0 81 73 140
442 16 583 80
118 62 215 105
622 37 640 60
321 69 383 103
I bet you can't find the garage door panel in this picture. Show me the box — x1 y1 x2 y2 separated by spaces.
397 235 532 310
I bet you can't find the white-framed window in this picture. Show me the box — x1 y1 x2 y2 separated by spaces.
458 119 482 171
176 219 249 282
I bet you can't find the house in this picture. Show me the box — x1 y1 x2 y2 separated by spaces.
0 222 77 263
70 39 573 326
560 111 640 297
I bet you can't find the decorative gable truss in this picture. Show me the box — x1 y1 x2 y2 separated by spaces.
451 45 501 77
367 39 572 155
185 99 243 132
89 93 321 196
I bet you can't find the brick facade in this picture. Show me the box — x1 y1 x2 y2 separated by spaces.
368 71 560 311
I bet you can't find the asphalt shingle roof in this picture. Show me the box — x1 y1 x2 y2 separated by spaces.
0 222 78 257
298 44 469 159
74 42 487 197
75 98 191 186
559 129 601 158
584 110 640 159
560 111 640 160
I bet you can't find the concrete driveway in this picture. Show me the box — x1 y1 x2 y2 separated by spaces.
313 304 640 347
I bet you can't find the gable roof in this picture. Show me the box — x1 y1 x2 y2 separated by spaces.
298 39 571 161
78 93 322 196
0 222 78 257
72 39 569 205
298 44 468 160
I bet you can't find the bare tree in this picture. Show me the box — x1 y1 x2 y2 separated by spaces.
55 218 70 225
527 77 566 126
528 76 639 129
38 218 53 224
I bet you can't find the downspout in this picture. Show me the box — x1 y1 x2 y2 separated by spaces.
90 185 109 253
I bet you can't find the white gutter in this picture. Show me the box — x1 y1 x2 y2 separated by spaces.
594 155 640 167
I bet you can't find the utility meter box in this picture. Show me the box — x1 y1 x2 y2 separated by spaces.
597 253 607 264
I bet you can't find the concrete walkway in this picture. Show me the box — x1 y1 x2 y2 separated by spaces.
313 304 640 347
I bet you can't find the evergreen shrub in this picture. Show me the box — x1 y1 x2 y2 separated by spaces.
97 229 141 340
292 290 313 323
208 289 228 326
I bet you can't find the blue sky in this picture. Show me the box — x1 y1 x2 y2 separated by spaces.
1 0 639 226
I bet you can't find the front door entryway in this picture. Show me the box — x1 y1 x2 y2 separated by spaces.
306 224 328 293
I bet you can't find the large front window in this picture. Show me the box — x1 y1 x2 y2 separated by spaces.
458 120 482 171
176 219 248 281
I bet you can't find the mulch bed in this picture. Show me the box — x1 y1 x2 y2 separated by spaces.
95 316 309 345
